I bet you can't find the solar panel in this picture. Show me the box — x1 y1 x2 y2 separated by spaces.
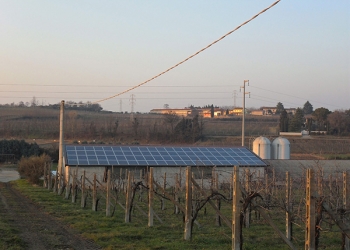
65 145 267 167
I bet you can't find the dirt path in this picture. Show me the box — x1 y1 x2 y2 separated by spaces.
0 182 101 250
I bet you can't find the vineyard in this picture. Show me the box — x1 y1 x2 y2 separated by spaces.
42 164 350 249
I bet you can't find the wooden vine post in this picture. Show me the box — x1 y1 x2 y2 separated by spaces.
65 166 71 199
48 165 52 191
92 173 97 211
148 167 154 227
305 169 316 250
272 168 276 195
184 166 192 241
286 171 292 241
139 169 143 201
244 168 250 228
81 171 86 208
125 171 133 223
71 166 77 203
174 173 179 214
343 171 350 249
215 171 221 227
53 170 59 194
106 169 111 217
161 172 166 210
232 166 241 250
43 162 47 188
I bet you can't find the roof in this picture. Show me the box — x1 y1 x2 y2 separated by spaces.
65 145 267 167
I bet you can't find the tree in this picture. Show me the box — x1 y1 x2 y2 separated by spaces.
303 101 313 115
174 115 202 143
289 108 304 132
328 110 350 135
131 118 139 136
17 154 51 184
279 109 289 132
30 96 39 107
312 107 331 131
276 102 284 115
210 105 214 118
163 112 180 133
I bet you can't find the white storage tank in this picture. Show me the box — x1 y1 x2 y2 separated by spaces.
252 136 271 159
271 137 290 159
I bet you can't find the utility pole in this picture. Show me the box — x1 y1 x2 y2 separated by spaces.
240 80 250 147
58 100 65 189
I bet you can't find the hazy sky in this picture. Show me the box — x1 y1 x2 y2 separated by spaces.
1 1 349 113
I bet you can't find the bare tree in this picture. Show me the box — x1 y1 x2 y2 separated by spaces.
163 112 180 133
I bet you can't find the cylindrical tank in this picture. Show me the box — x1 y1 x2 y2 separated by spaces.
252 136 271 159
271 137 290 159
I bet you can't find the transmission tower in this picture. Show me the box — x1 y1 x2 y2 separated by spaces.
240 80 250 147
129 94 136 120
233 90 237 108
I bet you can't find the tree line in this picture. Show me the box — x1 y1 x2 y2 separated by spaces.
278 101 350 135
1 98 103 113
0 139 57 163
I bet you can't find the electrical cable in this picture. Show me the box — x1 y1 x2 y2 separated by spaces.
92 0 281 104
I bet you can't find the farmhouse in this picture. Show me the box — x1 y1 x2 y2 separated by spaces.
251 107 297 116
62 145 268 187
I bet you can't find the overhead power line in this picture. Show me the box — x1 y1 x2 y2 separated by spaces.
249 85 341 108
93 0 281 104
2 84 238 88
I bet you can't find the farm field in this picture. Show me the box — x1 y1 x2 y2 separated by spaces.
1 106 349 161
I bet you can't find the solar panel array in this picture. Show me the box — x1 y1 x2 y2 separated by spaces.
65 145 267 167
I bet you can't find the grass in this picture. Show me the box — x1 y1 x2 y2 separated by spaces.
0 220 26 250
8 179 346 249
323 153 350 160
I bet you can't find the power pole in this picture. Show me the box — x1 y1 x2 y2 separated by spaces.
240 80 250 147
58 100 65 189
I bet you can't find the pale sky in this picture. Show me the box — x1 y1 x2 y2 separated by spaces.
1 1 349 113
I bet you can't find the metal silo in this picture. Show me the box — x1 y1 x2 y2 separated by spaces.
252 136 271 159
271 137 290 159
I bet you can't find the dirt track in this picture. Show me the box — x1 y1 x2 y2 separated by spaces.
0 182 101 250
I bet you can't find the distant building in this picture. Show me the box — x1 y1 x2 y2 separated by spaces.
285 108 297 115
260 107 277 115
150 108 192 116
250 107 297 116
202 108 223 118
150 107 224 118
250 110 265 116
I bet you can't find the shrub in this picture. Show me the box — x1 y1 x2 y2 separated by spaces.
17 154 51 184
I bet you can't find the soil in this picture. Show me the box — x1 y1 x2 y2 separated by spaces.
0 181 102 250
